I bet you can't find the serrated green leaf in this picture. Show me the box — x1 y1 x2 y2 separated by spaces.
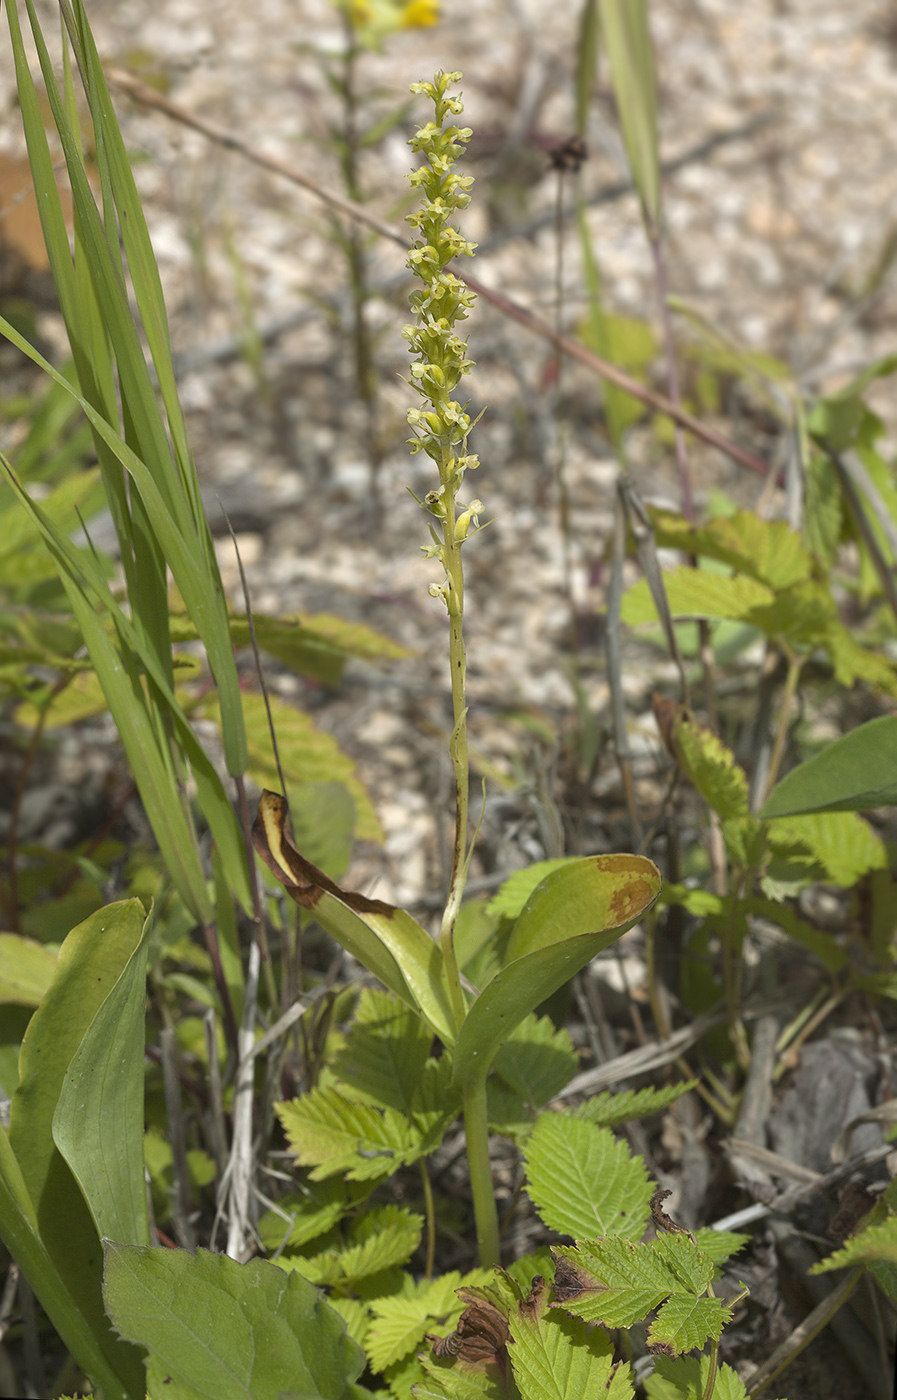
257 1179 355 1253
328 1296 371 1351
509 1276 633 1400
276 1085 417 1182
492 1014 578 1108
103 1243 368 1400
291 781 356 881
282 1205 422 1287
332 989 433 1115
767 810 886 888
659 705 749 822
809 1214 897 1275
570 1082 695 1128
553 1236 729 1354
690 1228 749 1266
523 1113 653 1241
761 716 897 817
649 509 812 590
824 622 897 697
413 1360 506 1399
645 1355 754 1400
0 934 57 1005
409 1055 462 1149
367 1297 433 1372
486 861 577 921
648 1292 729 1353
621 570 775 628
366 1270 489 1373
486 1082 534 1144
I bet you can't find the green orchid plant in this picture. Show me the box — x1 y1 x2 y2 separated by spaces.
253 71 662 1269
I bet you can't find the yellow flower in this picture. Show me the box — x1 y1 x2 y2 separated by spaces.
400 0 440 28
343 0 439 41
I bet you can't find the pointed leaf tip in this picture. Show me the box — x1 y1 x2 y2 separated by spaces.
253 789 393 917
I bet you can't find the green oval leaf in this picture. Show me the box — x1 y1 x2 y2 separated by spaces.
103 1244 369 1400
452 856 660 1091
761 716 897 817
0 934 57 1005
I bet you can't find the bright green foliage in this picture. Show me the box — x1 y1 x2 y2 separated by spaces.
279 1204 422 1287
810 1214 897 1280
621 569 774 628
625 508 897 693
492 1014 578 1110
258 1178 363 1253
523 1112 653 1241
486 860 577 921
653 707 765 870
645 1354 777 1400
329 988 461 1145
508 1276 633 1400
6 901 149 1400
488 1015 579 1143
0 935 57 1005
210 690 382 844
650 509 813 590
453 856 662 1095
332 989 439 1113
365 1269 490 1373
329 1295 372 1351
276 1085 421 1182
414 1364 508 1399
276 993 460 1185
570 1081 696 1128
762 715 897 816
103 1244 372 1399
553 1235 731 1354
765 810 886 890
665 708 749 822
690 1227 750 1266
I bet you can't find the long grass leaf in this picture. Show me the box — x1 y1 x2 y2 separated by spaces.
599 0 661 230
16 0 247 775
575 0 600 139
1 440 251 914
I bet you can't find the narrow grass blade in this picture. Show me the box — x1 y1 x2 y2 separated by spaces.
599 0 661 230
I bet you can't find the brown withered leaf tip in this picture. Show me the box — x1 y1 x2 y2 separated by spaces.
428 1297 510 1366
252 790 394 917
519 1275 545 1320
650 1186 695 1241
646 688 688 756
551 1254 592 1304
